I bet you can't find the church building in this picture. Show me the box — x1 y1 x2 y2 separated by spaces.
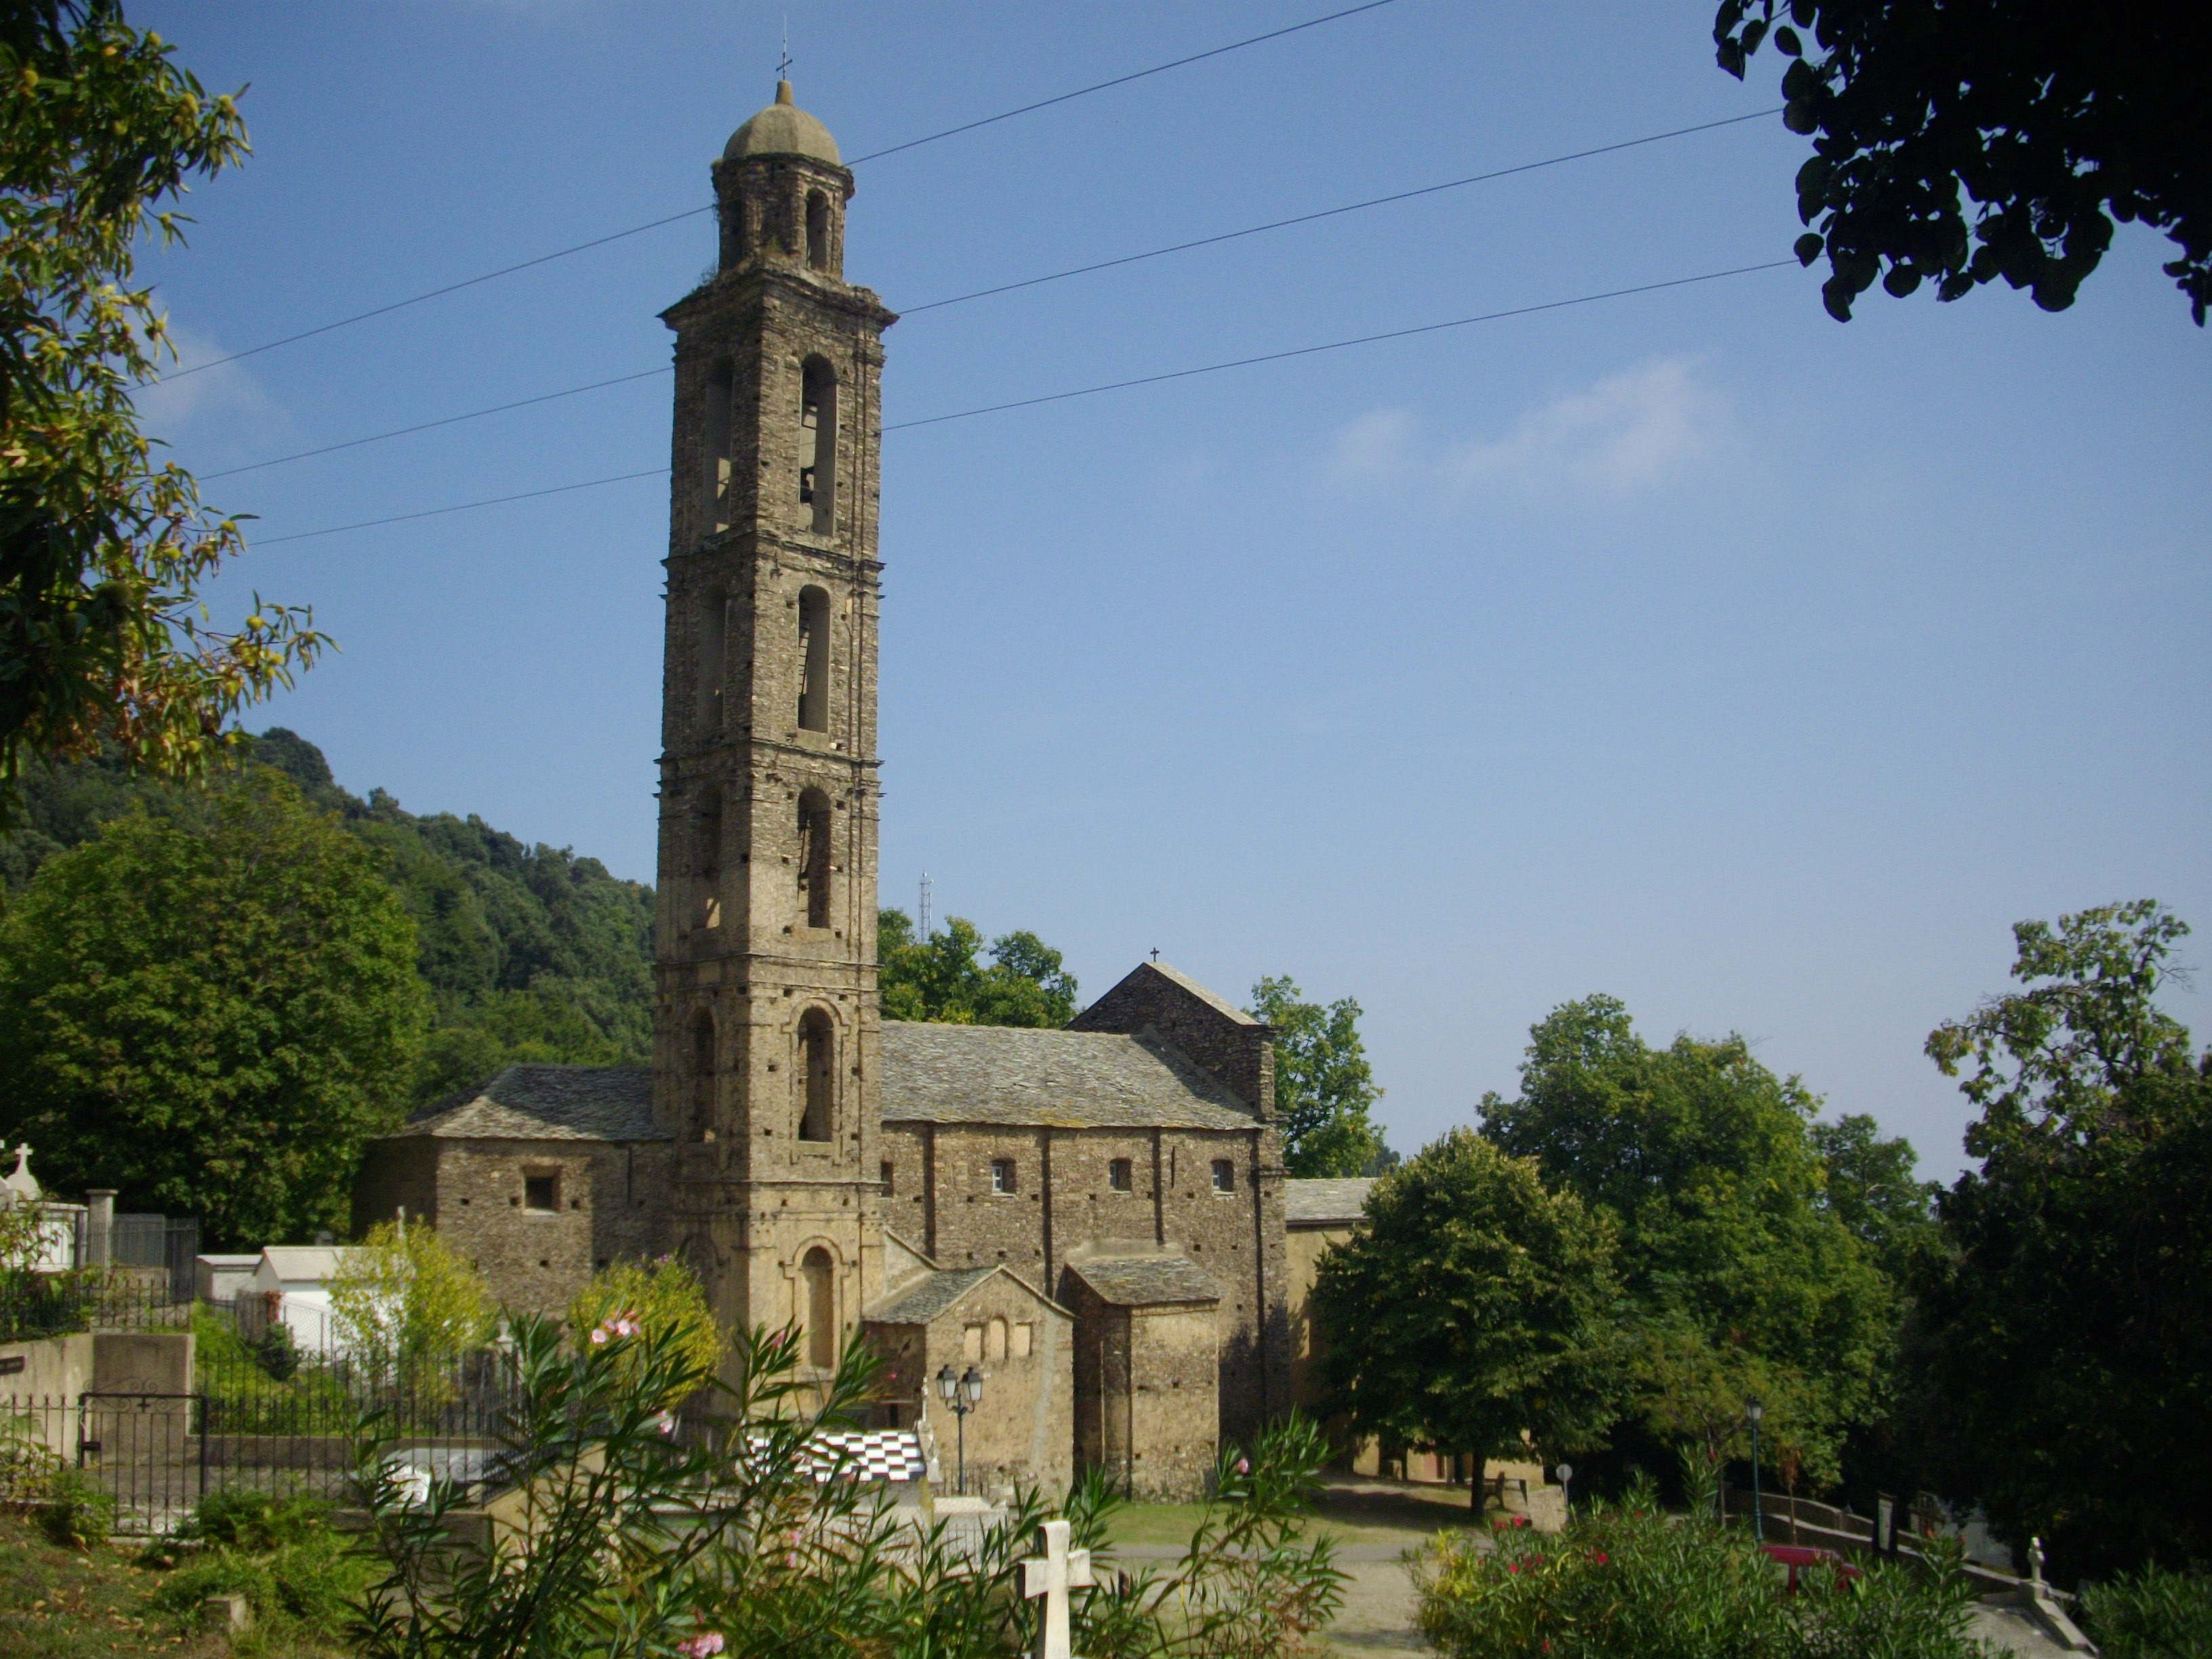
355 82 1329 1501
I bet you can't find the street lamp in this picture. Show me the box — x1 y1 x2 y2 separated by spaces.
936 1364 985 1496
1744 1397 1765 1542
1555 1462 1574 1518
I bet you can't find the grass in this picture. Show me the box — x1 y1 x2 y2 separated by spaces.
1104 1477 1497 1549
0 1514 355 1659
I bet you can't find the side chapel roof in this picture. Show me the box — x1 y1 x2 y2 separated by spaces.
1065 1254 1223 1308
879 1022 1254 1131
397 1065 664 1144
1284 1178 1376 1227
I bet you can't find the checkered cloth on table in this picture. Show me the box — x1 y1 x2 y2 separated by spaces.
751 1429 927 1483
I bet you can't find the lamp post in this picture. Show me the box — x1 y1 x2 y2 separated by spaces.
1555 1462 1574 1519
936 1364 984 1496
1744 1397 1765 1542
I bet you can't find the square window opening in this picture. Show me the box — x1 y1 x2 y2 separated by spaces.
523 1174 558 1213
989 1159 1015 1195
1108 1158 1132 1193
1210 1160 1235 1195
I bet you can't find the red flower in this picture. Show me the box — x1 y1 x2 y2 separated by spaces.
1592 1552 1609 1565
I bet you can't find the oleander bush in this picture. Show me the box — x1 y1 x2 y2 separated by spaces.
2081 1565 2212 1659
1414 1471 1982 1659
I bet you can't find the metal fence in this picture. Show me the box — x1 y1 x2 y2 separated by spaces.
1 1300 524 1536
0 1272 197 1343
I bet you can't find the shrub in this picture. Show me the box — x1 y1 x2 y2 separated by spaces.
568 1254 723 1404
37 1467 115 1549
2081 1566 2212 1659
149 1492 371 1639
1415 1473 1981 1659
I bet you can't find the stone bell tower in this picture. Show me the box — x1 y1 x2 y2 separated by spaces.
654 81 895 1382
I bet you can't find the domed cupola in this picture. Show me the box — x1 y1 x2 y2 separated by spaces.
713 81 852 278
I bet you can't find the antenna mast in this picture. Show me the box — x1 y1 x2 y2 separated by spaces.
918 874 933 940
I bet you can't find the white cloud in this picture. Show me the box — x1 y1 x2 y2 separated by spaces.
131 324 292 464
1324 357 1728 502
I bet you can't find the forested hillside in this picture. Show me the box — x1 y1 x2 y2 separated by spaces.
0 731 655 1105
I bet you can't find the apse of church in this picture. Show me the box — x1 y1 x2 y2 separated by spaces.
652 80 895 1370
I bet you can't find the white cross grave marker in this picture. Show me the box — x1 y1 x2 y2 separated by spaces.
1020 1518 1094 1659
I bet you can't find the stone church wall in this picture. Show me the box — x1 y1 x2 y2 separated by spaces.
352 1137 671 1317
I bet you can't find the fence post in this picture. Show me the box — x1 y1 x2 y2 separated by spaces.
85 1191 115 1269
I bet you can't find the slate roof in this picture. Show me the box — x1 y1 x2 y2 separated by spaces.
880 1023 1254 1130
1136 962 1265 1027
1066 1254 1222 1308
865 1267 998 1325
396 1065 663 1143
1284 1178 1376 1227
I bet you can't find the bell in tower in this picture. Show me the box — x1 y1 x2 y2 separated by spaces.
654 80 897 1391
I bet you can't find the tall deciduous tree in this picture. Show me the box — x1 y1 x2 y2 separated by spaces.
1912 901 2211 1582
1481 996 1894 1486
1250 977 1393 1178
1717 1 2211 323
1311 1129 1622 1487
1 3 323 819
877 909 1077 1028
0 766 428 1246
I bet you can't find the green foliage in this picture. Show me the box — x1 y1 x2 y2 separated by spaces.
1715 2 2209 325
0 766 429 1247
1480 996 1896 1484
0 2 325 822
1313 1128 1622 1471
1 730 659 1111
1911 901 2212 1583
878 908 1078 1027
148 1494 369 1643
568 1255 724 1408
35 1469 112 1550
1416 1469 1984 1659
327 1221 493 1387
1249 977 1392 1178
2081 1565 2212 1659
1807 1115 1943 1289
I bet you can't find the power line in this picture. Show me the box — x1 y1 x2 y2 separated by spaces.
253 466 669 546
903 108 1781 314
162 0 1406 383
886 260 1797 431
842 0 1406 166
246 256 1795 546
197 110 1781 481
199 367 672 480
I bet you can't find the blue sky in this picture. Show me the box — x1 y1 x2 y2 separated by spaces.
134 1 2210 1179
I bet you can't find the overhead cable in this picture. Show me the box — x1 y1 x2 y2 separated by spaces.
903 108 1781 313
254 467 670 546
199 367 672 480
161 0 1406 383
247 255 1795 546
201 111 1782 481
884 260 1797 431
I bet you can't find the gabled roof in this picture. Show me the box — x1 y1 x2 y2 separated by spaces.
864 1263 1069 1326
394 1065 664 1143
1065 1254 1222 1308
1125 962 1263 1027
879 1023 1254 1130
1284 1177 1376 1227
258 1246 359 1284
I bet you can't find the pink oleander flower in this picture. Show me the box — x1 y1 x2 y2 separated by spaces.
590 1328 607 1345
1235 1458 1250 1475
655 1412 676 1436
676 1634 726 1658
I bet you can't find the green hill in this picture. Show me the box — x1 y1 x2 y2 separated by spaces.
1 731 655 1105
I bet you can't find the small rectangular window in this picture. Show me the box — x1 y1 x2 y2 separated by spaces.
1108 1158 1132 1192
880 1160 895 1194
523 1174 558 1212
1210 1160 1235 1194
989 1159 1015 1195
